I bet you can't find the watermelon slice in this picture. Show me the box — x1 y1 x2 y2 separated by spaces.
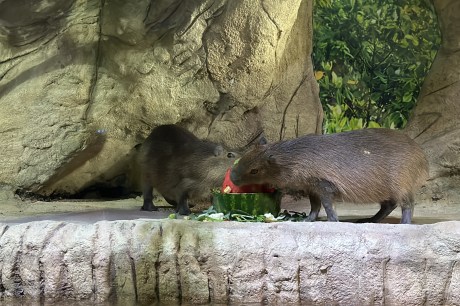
212 191 282 217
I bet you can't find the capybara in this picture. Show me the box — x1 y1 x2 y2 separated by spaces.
140 124 245 215
230 128 429 224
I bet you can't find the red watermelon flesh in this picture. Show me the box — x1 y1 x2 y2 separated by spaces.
221 168 275 193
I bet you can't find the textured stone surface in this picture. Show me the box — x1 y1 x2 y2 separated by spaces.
0 0 322 196
405 0 460 204
0 220 459 304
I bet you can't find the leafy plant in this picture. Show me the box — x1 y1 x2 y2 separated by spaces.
313 0 440 133
180 206 320 223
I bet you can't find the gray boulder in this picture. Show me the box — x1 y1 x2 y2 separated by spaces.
0 0 322 196
405 0 460 204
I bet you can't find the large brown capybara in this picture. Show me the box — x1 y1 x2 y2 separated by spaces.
230 128 429 224
140 124 264 215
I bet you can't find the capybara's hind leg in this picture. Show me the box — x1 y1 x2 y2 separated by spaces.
305 194 322 222
141 178 158 211
356 199 397 223
176 193 191 216
400 194 414 224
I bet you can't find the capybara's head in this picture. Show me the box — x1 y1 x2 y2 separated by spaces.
230 145 280 186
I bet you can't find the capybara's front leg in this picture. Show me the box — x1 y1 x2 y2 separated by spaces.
141 180 158 211
176 193 191 215
305 193 322 222
317 180 339 222
321 195 339 222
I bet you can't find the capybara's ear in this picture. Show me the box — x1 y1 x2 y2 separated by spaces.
214 145 224 156
246 131 268 148
267 154 276 164
258 135 268 145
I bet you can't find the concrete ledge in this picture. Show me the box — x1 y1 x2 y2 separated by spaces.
0 220 459 304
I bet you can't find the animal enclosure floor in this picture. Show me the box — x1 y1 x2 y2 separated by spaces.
0 196 458 225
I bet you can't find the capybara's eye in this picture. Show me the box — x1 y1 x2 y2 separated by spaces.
227 152 235 158
250 169 258 175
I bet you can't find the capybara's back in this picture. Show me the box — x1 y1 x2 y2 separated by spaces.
299 128 428 204
231 128 429 223
140 124 239 215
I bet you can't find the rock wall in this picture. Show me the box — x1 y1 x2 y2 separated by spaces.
405 0 460 204
0 220 459 304
0 0 322 196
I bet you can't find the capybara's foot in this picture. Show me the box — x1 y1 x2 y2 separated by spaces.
304 211 319 222
141 201 159 211
177 206 191 216
355 217 374 223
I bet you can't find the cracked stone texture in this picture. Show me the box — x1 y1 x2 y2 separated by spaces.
405 0 460 204
0 0 322 196
0 220 459 304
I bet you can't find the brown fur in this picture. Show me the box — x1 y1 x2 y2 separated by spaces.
230 128 429 224
140 124 240 215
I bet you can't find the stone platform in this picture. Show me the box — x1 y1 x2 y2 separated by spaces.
0 198 459 305
0 219 459 305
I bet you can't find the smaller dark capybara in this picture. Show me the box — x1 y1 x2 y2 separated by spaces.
230 128 429 224
140 124 244 215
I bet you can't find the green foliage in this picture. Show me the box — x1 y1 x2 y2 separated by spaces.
184 206 279 222
313 0 440 133
183 207 315 223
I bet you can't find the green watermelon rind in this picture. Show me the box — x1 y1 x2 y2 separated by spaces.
212 191 282 217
